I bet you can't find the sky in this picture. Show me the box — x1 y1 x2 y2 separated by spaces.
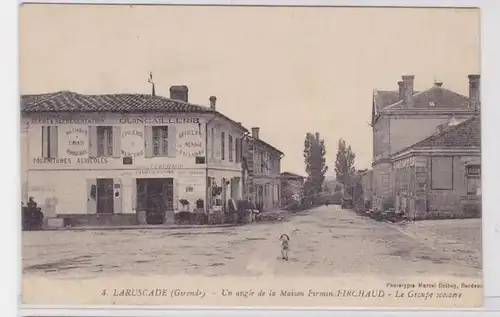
19 5 480 176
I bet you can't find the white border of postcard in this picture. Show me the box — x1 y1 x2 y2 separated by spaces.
3 0 500 316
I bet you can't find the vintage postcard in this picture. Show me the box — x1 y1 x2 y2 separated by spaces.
20 4 483 308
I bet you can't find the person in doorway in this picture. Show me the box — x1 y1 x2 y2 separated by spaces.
279 234 290 261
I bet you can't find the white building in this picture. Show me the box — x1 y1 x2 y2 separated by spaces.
21 86 247 226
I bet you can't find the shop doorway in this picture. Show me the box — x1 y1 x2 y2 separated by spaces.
136 178 174 224
96 178 114 214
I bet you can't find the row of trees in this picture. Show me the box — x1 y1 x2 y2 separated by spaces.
302 132 357 198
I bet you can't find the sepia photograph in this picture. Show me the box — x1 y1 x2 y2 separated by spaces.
20 4 483 307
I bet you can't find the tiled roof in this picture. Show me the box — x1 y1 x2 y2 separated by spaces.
280 172 305 179
393 116 480 155
385 86 470 110
21 91 216 113
20 91 248 132
374 90 402 111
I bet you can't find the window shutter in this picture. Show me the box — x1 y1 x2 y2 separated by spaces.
88 126 98 157
131 182 137 212
41 126 49 157
48 126 58 157
112 126 122 158
144 126 153 158
211 128 215 160
168 125 177 158
86 178 97 214
173 179 179 211
113 178 122 213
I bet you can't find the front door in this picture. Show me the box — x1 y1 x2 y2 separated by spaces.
136 178 174 224
96 178 114 214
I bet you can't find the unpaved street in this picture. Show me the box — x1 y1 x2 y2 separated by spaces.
22 206 481 278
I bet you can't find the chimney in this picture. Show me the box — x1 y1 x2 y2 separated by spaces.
169 85 189 102
209 96 217 110
398 81 404 100
468 74 480 110
401 75 415 107
251 127 260 139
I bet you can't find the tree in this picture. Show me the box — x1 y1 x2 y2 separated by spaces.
334 139 356 190
303 132 328 197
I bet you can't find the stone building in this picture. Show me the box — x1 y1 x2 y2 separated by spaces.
242 127 284 211
280 172 305 204
391 116 481 219
21 86 247 226
370 74 480 210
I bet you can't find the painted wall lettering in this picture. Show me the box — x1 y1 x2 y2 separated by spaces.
118 117 200 124
135 163 183 175
32 158 72 164
77 157 108 164
393 157 416 170
65 127 88 156
32 157 108 165
178 129 204 157
30 116 104 124
121 129 144 157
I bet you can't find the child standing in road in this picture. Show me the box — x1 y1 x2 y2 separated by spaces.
279 234 290 261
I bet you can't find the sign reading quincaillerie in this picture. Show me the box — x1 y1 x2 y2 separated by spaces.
118 117 200 124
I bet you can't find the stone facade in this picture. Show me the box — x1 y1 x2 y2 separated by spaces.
370 75 480 211
391 116 481 220
21 89 247 226
242 127 283 211
280 172 305 203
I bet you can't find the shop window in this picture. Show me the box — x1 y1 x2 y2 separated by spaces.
431 157 453 190
466 165 481 195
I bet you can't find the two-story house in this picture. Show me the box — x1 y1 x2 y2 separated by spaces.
370 74 480 210
20 86 247 227
280 172 305 204
242 127 284 211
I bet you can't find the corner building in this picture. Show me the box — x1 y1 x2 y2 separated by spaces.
21 87 247 226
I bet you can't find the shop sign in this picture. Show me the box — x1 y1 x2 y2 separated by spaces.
466 165 481 177
65 128 88 156
32 157 109 164
178 129 204 157
121 129 144 157
30 116 104 124
118 117 200 124
393 157 415 170
135 163 183 176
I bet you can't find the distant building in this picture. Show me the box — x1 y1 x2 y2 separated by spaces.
21 86 247 226
242 127 284 211
280 172 305 204
370 74 480 210
391 116 481 219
